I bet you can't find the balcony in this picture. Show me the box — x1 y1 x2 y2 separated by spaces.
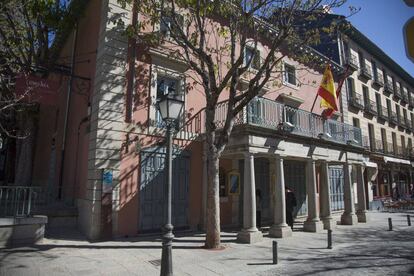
343 53 359 71
385 142 395 156
401 91 409 104
409 94 414 108
394 86 402 99
359 64 372 79
406 119 412 132
398 115 406 128
389 111 398 125
378 106 388 120
373 71 384 87
364 99 377 116
372 140 385 154
348 93 364 110
384 81 394 95
227 97 364 147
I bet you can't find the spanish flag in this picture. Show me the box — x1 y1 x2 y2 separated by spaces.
318 65 338 112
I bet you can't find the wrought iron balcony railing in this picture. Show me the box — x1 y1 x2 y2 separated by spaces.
401 91 409 104
384 81 394 94
359 64 372 79
409 94 414 108
373 71 384 86
405 119 412 132
348 93 364 110
344 53 359 70
398 115 406 128
225 97 364 147
378 106 388 120
389 111 398 125
373 139 385 154
394 86 402 99
364 99 377 116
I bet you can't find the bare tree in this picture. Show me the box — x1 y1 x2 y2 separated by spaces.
120 0 348 249
0 0 86 185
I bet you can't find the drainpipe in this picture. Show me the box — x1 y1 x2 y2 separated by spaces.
58 22 78 200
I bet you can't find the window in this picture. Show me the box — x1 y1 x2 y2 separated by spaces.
372 60 377 77
392 132 397 153
283 63 296 86
381 128 387 151
396 104 400 120
244 47 261 69
352 118 360 128
362 85 369 105
347 78 355 99
160 12 184 37
155 75 183 126
368 123 375 151
358 52 365 68
386 99 392 117
375 93 381 111
401 135 406 151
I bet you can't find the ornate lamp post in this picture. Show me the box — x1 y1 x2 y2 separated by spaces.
157 93 184 276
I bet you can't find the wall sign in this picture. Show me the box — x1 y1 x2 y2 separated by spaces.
102 169 113 194
228 171 240 195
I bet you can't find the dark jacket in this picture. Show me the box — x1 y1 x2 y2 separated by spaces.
286 191 297 211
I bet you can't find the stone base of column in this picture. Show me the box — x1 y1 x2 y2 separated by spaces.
269 224 292 238
341 213 358 225
237 229 263 244
321 218 336 230
303 220 324 232
356 210 369 223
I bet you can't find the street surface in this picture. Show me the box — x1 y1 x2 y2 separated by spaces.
1 211 413 276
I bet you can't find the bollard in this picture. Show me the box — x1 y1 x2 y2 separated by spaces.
272 240 278 265
408 215 411 226
388 218 393 231
327 229 332 249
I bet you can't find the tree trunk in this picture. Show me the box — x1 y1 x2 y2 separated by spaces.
205 145 221 249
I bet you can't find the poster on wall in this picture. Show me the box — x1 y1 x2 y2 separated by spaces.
102 169 113 194
228 171 240 195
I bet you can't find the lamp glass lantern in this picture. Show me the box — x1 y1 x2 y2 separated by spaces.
157 94 184 123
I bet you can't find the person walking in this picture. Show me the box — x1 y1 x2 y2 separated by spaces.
285 187 297 230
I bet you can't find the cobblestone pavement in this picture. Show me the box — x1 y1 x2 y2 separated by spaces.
1 211 414 276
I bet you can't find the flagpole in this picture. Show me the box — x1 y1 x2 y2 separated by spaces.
310 92 319 113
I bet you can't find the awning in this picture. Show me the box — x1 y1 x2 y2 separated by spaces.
383 156 411 165
363 161 378 168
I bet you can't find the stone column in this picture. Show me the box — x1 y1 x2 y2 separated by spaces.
356 165 368 222
304 159 324 232
237 152 263 243
319 161 334 230
269 156 292 238
341 163 358 225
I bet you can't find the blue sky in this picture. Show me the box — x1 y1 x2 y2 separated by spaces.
332 0 414 77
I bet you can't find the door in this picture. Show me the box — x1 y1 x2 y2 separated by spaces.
254 158 270 222
329 166 345 211
284 160 307 217
139 147 190 232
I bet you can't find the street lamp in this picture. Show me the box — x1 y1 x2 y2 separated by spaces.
157 93 184 276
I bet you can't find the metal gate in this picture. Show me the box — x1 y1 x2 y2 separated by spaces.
284 160 307 217
139 146 189 232
329 166 344 211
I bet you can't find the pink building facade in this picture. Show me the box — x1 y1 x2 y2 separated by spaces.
8 1 375 240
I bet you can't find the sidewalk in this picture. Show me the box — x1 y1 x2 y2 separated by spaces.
1 211 414 276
